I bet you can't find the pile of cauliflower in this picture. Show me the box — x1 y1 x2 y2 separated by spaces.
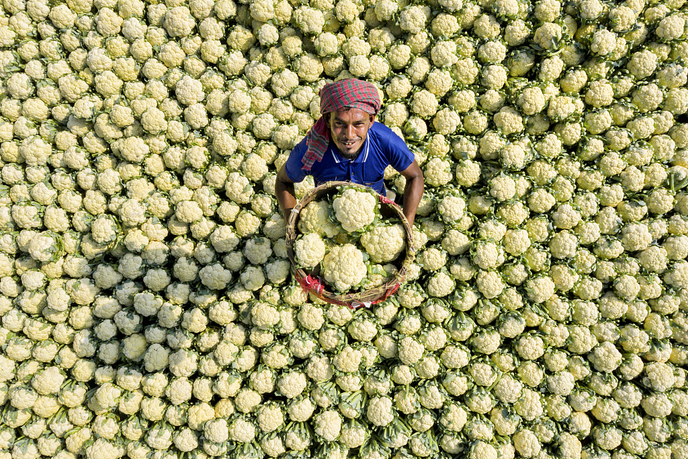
1 0 688 458
294 186 407 293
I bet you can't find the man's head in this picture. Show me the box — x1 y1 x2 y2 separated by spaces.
301 78 382 171
328 107 375 160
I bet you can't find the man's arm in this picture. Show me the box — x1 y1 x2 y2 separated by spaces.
276 164 298 224
399 160 424 227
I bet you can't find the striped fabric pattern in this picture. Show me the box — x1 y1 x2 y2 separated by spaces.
301 78 382 171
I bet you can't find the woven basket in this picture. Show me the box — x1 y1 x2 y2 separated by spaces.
286 181 416 309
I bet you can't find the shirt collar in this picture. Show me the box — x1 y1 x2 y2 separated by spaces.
331 136 370 164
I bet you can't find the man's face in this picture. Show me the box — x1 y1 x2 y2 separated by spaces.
329 107 375 160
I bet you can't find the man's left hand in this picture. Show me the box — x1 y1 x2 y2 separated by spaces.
400 160 424 227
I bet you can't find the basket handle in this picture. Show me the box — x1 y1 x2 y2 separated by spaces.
349 300 372 310
379 195 395 206
288 182 412 309
296 272 325 295
349 282 401 309
373 282 401 305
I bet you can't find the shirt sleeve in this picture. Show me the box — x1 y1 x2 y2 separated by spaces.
379 124 415 172
283 136 309 183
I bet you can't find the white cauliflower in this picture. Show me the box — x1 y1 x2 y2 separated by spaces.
332 188 378 232
322 244 367 292
360 223 406 263
294 233 326 268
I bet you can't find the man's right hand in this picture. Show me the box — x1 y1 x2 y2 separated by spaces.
275 164 297 224
400 160 424 227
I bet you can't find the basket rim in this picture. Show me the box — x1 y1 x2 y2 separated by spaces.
285 181 416 307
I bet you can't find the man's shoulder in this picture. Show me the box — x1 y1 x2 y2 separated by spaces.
370 121 395 137
369 122 408 151
368 121 414 170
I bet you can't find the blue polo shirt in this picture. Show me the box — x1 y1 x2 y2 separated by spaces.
284 122 415 196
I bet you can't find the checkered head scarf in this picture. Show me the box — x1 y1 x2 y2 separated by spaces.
301 78 382 171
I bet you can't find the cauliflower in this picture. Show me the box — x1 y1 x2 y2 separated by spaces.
411 90 439 118
367 396 395 426
332 188 378 232
295 233 326 268
424 158 453 187
399 6 430 34
298 200 340 238
360 222 406 263
2 0 688 456
314 410 342 441
322 244 367 292
293 6 325 35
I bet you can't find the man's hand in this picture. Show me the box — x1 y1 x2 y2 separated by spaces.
275 164 297 224
400 160 424 227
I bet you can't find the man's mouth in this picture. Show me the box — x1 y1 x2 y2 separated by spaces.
342 140 358 147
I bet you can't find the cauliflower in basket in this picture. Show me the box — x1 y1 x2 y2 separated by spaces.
294 233 326 269
361 223 406 263
322 244 368 292
332 188 378 232
362 264 398 289
298 200 340 238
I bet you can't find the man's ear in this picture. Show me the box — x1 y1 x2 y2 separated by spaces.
369 114 376 124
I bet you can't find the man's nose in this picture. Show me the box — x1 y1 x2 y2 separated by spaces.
346 124 355 138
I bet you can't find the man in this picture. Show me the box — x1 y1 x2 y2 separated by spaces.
276 78 424 226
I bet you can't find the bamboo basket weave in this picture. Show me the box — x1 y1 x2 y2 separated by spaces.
286 181 416 309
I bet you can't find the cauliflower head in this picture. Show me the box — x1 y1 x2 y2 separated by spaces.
332 188 378 232
298 200 340 238
361 223 406 263
323 243 368 292
294 233 326 269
